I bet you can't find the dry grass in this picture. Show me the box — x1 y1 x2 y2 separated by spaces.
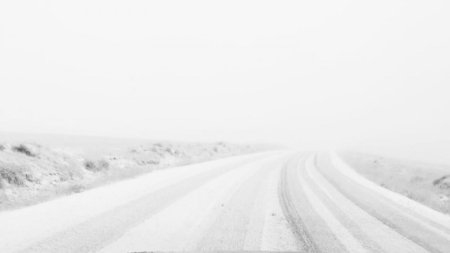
0 140 259 210
12 144 36 157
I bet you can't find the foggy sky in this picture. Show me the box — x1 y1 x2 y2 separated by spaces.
1 1 449 148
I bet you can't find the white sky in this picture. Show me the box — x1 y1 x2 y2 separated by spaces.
1 1 449 148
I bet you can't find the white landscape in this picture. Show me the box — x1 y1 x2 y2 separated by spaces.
0 134 258 210
1 144 450 252
1 0 450 252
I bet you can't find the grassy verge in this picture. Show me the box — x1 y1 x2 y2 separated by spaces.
0 141 261 210
340 151 450 214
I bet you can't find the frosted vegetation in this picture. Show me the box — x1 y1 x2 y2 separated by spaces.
0 141 260 210
341 151 450 214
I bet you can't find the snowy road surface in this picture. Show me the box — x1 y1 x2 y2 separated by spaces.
1 151 450 252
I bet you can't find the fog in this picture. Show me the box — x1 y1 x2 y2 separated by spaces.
1 0 450 150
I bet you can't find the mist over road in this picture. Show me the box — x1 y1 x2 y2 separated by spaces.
1 151 449 253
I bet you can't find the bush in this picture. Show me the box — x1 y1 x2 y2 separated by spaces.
0 168 25 187
12 144 36 157
84 159 110 172
0 144 5 151
84 160 96 170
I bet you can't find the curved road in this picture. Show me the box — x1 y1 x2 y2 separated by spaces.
1 151 450 252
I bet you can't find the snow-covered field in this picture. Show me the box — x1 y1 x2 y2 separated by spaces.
340 151 450 214
0 134 262 210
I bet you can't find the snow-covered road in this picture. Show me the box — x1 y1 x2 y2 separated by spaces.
1 151 450 252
